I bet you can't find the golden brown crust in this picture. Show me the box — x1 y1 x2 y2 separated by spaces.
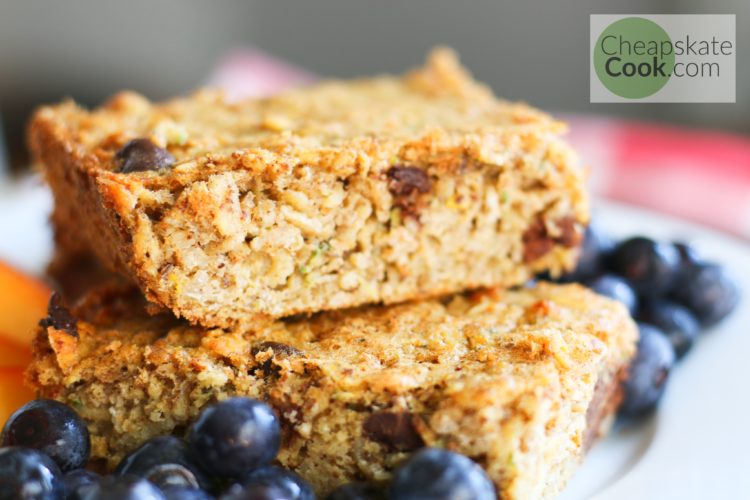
28 282 636 499
29 49 589 329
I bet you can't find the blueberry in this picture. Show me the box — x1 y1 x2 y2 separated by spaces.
162 485 214 500
220 482 292 500
638 300 700 360
326 482 386 500
0 447 63 500
670 241 702 293
145 463 200 490
390 448 495 500
670 262 740 327
76 475 165 500
609 237 679 296
562 220 615 282
2 399 90 471
63 469 99 499
116 436 212 491
228 466 314 500
188 398 280 479
673 241 701 267
619 324 676 418
588 274 638 316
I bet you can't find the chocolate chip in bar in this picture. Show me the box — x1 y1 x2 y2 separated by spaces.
251 341 305 358
556 216 583 248
39 292 78 338
387 166 432 218
116 138 175 173
252 341 305 377
363 411 425 451
583 367 627 452
522 219 556 263
522 216 582 263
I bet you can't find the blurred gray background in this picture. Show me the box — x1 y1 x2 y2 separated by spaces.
1 0 747 170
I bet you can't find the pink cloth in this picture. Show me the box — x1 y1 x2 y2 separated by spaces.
567 117 750 238
208 50 750 238
207 49 315 100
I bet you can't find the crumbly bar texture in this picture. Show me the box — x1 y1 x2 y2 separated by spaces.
29 48 589 328
28 282 636 499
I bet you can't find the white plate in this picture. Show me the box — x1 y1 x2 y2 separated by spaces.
1 179 748 500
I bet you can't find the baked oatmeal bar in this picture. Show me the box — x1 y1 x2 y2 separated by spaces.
28 282 636 499
28 49 589 328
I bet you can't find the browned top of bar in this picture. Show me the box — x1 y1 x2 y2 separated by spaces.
28 48 569 188
32 282 636 402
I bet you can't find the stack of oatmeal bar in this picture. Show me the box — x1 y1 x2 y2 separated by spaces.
26 49 637 499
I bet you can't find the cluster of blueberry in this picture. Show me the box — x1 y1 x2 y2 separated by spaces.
559 221 740 417
0 397 496 500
